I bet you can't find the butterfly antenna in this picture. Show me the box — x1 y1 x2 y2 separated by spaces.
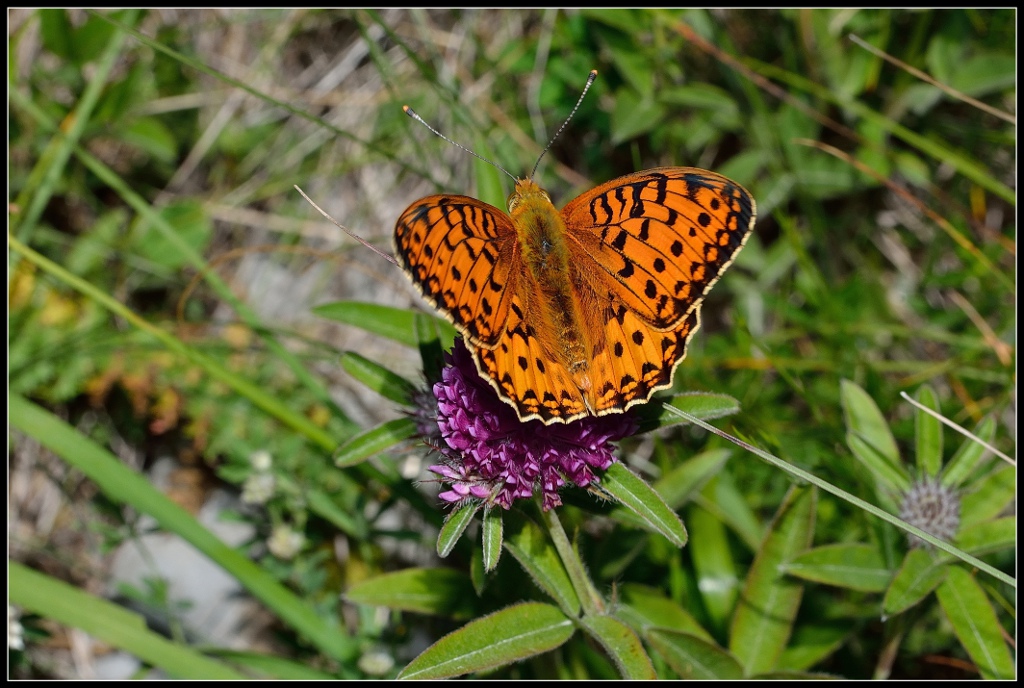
403 106 518 184
530 69 598 180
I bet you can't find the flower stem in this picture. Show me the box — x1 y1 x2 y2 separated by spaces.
544 506 605 616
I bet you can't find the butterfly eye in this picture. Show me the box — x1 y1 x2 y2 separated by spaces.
507 188 551 213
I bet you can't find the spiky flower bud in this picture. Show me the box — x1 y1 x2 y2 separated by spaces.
899 477 961 548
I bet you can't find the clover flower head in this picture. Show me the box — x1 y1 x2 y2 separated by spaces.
424 339 636 511
267 525 305 559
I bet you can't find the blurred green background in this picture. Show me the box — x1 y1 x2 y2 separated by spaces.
9 8 1015 679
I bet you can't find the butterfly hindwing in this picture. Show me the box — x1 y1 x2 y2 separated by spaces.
471 292 590 424
587 304 701 415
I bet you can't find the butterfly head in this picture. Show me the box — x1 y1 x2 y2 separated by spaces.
507 178 551 215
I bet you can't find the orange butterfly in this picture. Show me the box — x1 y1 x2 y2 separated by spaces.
395 75 756 425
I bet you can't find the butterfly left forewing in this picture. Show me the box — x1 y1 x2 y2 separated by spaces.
395 194 519 346
561 167 756 330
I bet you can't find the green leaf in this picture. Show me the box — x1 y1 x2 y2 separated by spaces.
437 502 479 558
840 379 900 464
935 566 1015 680
469 546 487 597
893 150 931 187
615 583 713 642
753 670 842 679
611 90 666 144
855 108 887 148
696 472 763 552
847 432 911 494
121 116 178 163
398 602 574 679
637 392 741 433
305 489 365 539
687 500 738 633
925 31 959 82
206 650 337 680
584 8 646 34
609 449 728 530
941 416 996 488
481 506 503 572
647 630 744 680
135 200 212 271
503 512 580 616
948 52 1016 98
344 568 476 620
601 24 655 93
661 83 740 118
776 621 851 673
415 311 450 382
10 562 245 679
599 462 687 547
960 465 1016 529
333 417 418 467
784 543 891 592
954 516 1016 556
729 485 816 676
781 113 867 200
914 385 943 478
580 615 656 680
70 10 121 64
653 448 731 510
882 548 948 616
473 133 507 210
39 9 75 61
837 40 876 100
904 82 945 117
65 208 127 275
340 351 417 406
716 149 767 191
312 300 455 348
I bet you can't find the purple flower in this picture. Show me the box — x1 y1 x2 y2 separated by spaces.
422 339 636 511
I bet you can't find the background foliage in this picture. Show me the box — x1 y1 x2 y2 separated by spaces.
9 8 1015 679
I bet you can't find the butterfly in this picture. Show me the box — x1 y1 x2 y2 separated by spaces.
395 165 755 425
394 73 755 425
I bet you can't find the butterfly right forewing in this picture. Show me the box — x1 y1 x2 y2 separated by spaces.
395 194 519 347
561 167 755 330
